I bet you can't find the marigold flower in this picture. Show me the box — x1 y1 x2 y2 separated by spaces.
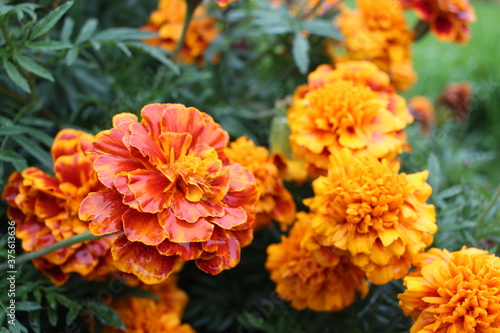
79 104 259 284
399 247 500 333
266 212 369 312
438 81 472 122
1 129 116 286
402 0 475 43
225 137 295 231
98 276 194 333
408 96 435 133
334 0 417 90
215 0 237 7
288 63 413 173
271 152 309 185
305 150 437 284
142 0 219 64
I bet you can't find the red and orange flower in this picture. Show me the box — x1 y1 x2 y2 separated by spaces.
2 129 117 285
288 62 413 173
225 137 295 231
266 212 369 312
79 104 259 285
399 247 500 332
408 96 435 133
142 0 219 64
305 149 437 284
334 0 417 90
98 275 194 333
402 0 475 43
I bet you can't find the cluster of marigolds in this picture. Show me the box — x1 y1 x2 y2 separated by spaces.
2 0 493 332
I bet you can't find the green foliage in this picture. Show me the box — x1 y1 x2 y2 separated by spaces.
1 0 500 332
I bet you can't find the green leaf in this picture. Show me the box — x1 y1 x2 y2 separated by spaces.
92 28 155 42
65 47 79 66
47 305 58 327
0 124 30 135
60 17 74 42
28 129 54 147
292 32 309 74
116 42 131 57
28 40 72 51
302 19 344 40
3 61 30 93
0 150 28 171
9 320 28 333
85 301 125 330
14 54 54 82
15 301 43 311
0 327 8 333
126 42 179 74
28 311 41 333
31 1 73 40
75 18 98 44
12 136 52 169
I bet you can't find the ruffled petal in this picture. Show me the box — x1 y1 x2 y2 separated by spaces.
171 190 224 223
112 235 180 284
196 231 241 275
123 208 169 246
159 209 214 242
93 155 144 188
126 169 174 213
79 190 127 235
157 239 203 261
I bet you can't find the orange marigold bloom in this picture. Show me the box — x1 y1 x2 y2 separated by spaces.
305 150 437 285
225 137 295 231
408 96 435 133
288 63 413 173
398 247 500 333
79 104 259 285
335 0 417 90
266 212 369 312
142 0 219 64
402 0 475 43
99 276 194 333
1 129 117 286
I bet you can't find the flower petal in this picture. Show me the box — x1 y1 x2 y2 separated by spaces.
210 206 247 230
126 169 174 213
112 235 179 284
171 190 224 223
196 231 241 275
157 239 203 261
79 190 127 235
128 121 166 165
123 208 168 245
159 132 192 163
159 209 214 242
93 155 144 188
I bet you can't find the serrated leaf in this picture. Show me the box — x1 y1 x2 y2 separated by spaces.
116 42 131 57
60 16 74 42
28 40 72 51
12 136 52 169
14 54 54 82
16 301 43 311
85 301 125 330
292 32 309 74
3 61 30 93
28 311 41 333
92 28 155 42
0 124 31 135
0 150 28 171
45 292 56 309
75 18 98 44
302 19 344 40
126 42 178 74
31 1 73 40
65 47 79 66
22 20 36 39
47 305 58 327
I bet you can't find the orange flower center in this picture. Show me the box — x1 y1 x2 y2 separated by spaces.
327 158 407 234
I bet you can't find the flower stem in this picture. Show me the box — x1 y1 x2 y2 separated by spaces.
0 231 120 271
477 184 500 227
413 19 430 42
172 0 202 62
